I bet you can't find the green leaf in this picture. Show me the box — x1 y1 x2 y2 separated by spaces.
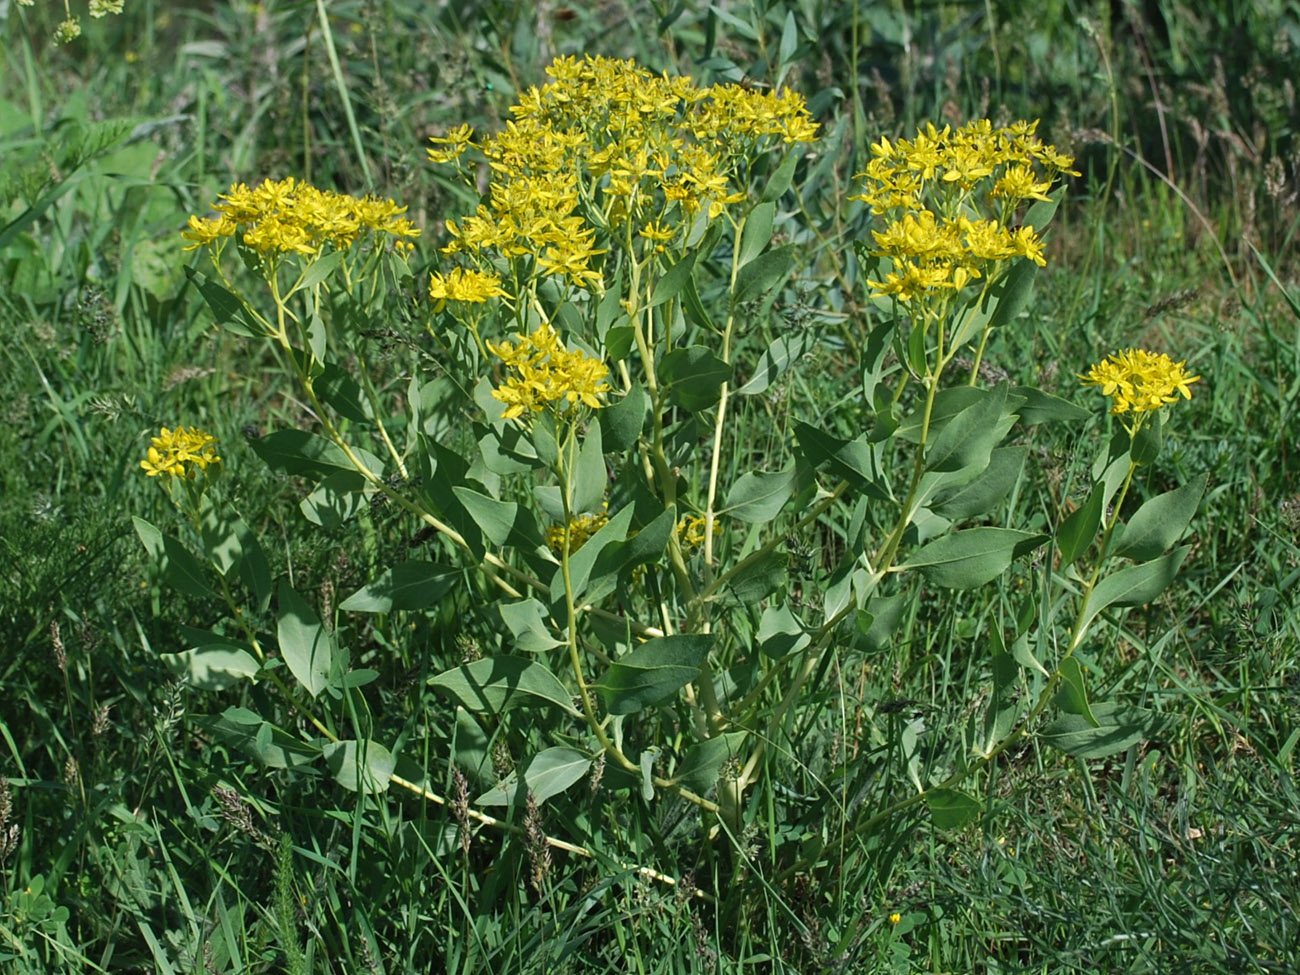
596 634 713 715
570 421 606 516
339 562 460 613
760 146 800 202
555 504 635 602
987 257 1038 328
315 362 370 422
726 548 787 603
1111 473 1207 562
323 739 395 795
499 599 563 652
1056 483 1105 568
276 582 338 698
661 346 733 411
734 331 812 396
757 603 810 658
291 250 347 295
452 487 517 548
475 747 592 807
979 642 1021 756
649 251 698 307
895 386 1023 443
251 430 374 479
600 384 647 452
163 645 260 690
1055 657 1098 725
186 267 264 337
193 707 318 769
928 446 1027 521
671 732 748 793
926 789 981 829
1130 411 1164 465
591 506 676 582
732 245 793 305
738 201 775 267
722 465 797 523
793 421 891 500
1010 386 1090 425
923 385 1010 474
1040 703 1172 758
429 656 579 716
898 529 1046 589
300 471 369 529
1077 547 1191 636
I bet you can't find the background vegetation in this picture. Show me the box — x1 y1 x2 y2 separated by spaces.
2 0 1298 971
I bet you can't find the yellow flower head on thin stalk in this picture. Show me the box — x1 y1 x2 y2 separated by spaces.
855 119 1077 307
140 426 220 479
677 513 716 551
487 323 611 420
182 177 420 256
1080 349 1201 416
546 505 609 555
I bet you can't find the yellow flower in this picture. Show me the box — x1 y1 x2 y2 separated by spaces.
889 912 902 925
546 505 609 554
1079 349 1201 415
427 124 475 165
427 268 510 312
677 514 716 550
140 426 220 478
487 323 611 419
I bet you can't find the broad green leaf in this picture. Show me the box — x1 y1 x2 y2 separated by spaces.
452 487 517 548
163 645 260 690
1076 547 1191 636
926 789 981 829
661 346 732 411
290 250 347 295
894 386 1024 444
738 201 775 267
323 739 395 794
251 429 376 479
554 503 635 602
855 592 907 652
987 257 1038 327
722 465 797 523
1055 657 1098 725
929 446 1027 521
429 656 579 716
760 143 800 202
671 732 748 793
639 748 658 801
1056 483 1105 568
570 422 606 516
315 362 370 422
193 707 318 769
1130 411 1164 465
732 245 793 305
1111 473 1207 562
600 384 647 452
300 471 369 529
1010 386 1090 425
276 582 338 698
649 251 698 307
163 535 218 599
680 274 717 332
757 603 810 658
499 599 563 652
979 642 1021 756
923 385 1011 474
339 561 460 613
735 331 813 396
591 506 676 581
793 421 891 500
475 747 592 807
596 634 713 715
726 548 787 603
897 529 1046 589
1040 703 1172 759
186 267 264 337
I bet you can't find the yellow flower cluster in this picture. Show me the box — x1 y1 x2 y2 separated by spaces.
853 120 1078 304
1080 349 1200 415
677 513 715 550
487 323 611 420
430 55 817 293
427 268 510 312
140 426 220 478
182 177 419 257
546 506 609 555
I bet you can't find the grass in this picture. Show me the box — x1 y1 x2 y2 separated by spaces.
2 0 1299 972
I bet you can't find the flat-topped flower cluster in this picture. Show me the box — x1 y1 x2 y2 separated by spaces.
1080 349 1201 416
854 120 1079 307
182 177 419 257
140 426 220 478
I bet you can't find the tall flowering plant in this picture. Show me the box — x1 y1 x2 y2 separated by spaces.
139 57 1205 886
